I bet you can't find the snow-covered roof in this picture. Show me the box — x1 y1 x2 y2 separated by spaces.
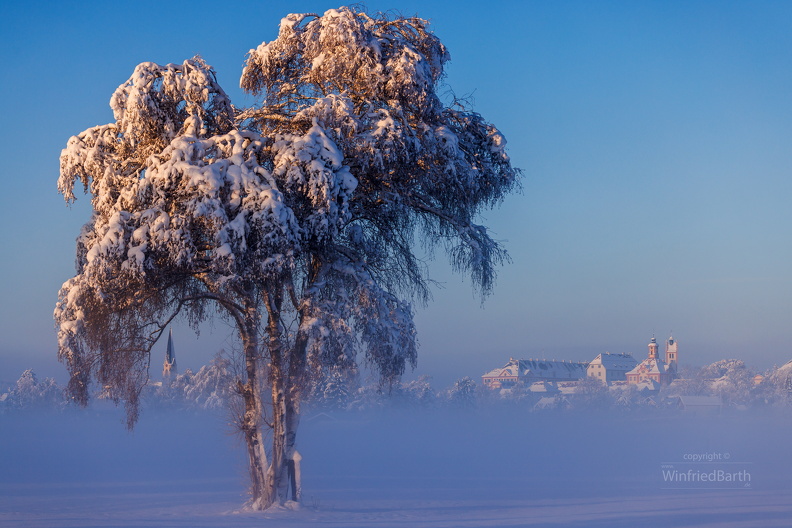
678 395 722 407
627 358 668 376
556 381 580 395
770 359 792 384
534 396 557 407
518 359 588 380
482 363 519 379
483 358 588 382
634 379 661 392
589 352 637 370
533 395 569 409
305 412 339 423
527 381 560 393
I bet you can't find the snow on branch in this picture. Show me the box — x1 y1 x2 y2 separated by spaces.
240 6 448 125
59 57 234 209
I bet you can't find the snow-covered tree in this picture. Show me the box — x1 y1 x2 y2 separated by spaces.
573 376 610 410
318 368 353 409
746 361 792 407
184 355 238 409
663 364 710 396
491 379 536 406
398 375 436 407
347 382 388 411
445 377 477 407
700 359 754 406
147 353 245 411
7 370 64 409
55 6 518 510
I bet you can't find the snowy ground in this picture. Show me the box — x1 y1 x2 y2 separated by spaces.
2 404 791 527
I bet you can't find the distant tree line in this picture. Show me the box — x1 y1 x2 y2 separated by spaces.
4 358 792 414
0 358 479 414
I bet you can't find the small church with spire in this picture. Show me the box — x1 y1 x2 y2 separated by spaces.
162 328 177 378
626 335 678 386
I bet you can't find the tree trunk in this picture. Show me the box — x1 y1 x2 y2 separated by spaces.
262 287 288 508
241 279 311 509
284 312 310 502
267 359 287 505
278 258 318 504
239 301 269 510
240 378 268 509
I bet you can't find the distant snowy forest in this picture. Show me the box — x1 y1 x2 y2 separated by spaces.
4 357 792 413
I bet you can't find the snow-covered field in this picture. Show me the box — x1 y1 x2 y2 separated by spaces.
2 405 790 527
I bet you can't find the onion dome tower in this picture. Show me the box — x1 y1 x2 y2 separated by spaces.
647 336 659 359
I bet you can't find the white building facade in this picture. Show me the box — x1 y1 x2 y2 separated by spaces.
587 352 638 383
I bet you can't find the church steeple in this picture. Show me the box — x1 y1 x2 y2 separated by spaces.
648 335 659 359
163 328 177 378
665 335 678 372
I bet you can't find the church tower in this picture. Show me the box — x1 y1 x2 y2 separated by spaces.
665 335 678 373
647 336 659 359
163 328 177 378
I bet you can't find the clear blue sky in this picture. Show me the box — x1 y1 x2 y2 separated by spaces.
2 1 792 388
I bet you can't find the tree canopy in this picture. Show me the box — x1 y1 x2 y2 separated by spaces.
55 6 520 509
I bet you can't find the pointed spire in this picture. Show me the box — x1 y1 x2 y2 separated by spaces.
163 328 177 378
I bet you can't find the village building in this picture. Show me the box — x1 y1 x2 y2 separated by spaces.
481 360 520 389
533 395 571 411
527 380 560 394
519 358 589 382
483 336 679 390
677 395 722 414
482 358 588 389
587 352 637 383
626 336 677 386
